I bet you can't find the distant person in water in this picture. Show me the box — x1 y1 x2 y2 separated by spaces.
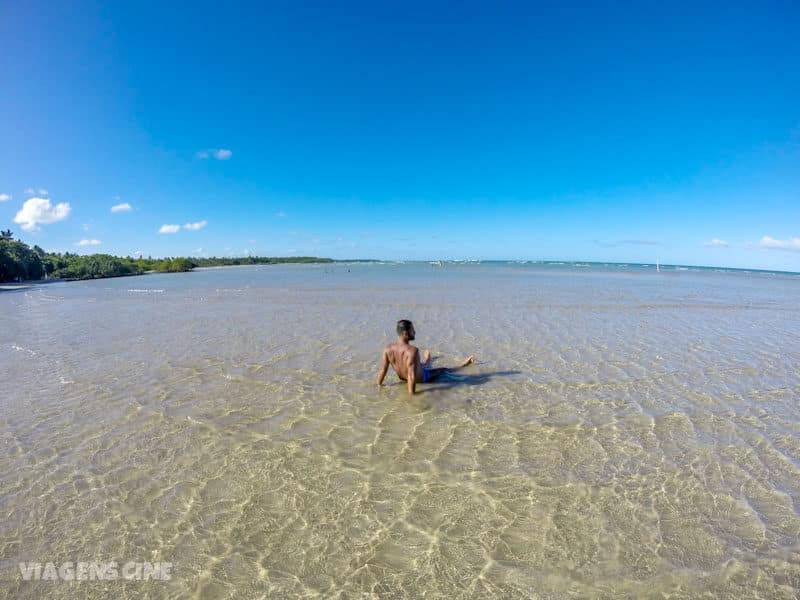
376 319 475 394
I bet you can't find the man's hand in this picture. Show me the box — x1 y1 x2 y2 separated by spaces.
376 349 389 385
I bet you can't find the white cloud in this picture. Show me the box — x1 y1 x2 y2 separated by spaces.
111 202 133 213
159 224 180 234
24 188 35 195
704 238 729 247
14 197 71 231
39 189 48 196
77 239 101 246
25 187 48 196
197 148 232 160
183 220 207 231
275 211 286 218
133 250 143 258
758 235 800 252
0 193 11 202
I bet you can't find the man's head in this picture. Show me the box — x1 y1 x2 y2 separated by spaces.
396 319 415 341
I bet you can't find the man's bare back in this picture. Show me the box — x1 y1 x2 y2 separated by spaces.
376 319 475 394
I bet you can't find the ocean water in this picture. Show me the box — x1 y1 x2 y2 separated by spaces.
1 262 799 598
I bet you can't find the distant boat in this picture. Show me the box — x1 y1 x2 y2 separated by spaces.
656 258 660 272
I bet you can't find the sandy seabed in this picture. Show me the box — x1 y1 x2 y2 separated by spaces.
2 262 799 598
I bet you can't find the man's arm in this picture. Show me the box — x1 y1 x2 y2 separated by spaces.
406 352 417 395
376 348 390 385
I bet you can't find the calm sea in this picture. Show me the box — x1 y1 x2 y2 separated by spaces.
2 262 799 598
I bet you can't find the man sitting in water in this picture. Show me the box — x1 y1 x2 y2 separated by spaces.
376 319 475 394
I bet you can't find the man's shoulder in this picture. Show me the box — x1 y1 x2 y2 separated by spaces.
384 342 417 355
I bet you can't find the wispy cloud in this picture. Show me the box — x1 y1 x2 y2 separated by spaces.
0 193 11 202
704 238 729 247
197 148 232 160
593 239 662 248
183 220 207 231
619 239 661 246
77 239 101 246
82 223 90 231
159 224 180 234
111 202 133 213
14 197 71 231
758 235 800 252
275 211 286 218
24 188 48 196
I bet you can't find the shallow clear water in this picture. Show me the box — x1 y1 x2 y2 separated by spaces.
1 262 799 598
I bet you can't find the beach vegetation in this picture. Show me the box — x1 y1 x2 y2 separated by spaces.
0 231 333 282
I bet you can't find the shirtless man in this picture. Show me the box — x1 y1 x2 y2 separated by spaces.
376 319 475 394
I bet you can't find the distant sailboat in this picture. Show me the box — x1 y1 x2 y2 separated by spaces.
656 258 660 272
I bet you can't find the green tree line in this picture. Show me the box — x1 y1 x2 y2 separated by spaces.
0 229 332 282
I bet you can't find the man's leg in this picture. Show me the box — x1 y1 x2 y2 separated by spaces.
423 367 447 382
424 356 475 382
448 355 475 372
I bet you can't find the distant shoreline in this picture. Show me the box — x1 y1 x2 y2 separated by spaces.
0 260 331 289
3 259 798 291
0 278 66 291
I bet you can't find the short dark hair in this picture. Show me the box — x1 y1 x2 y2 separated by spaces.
396 319 414 336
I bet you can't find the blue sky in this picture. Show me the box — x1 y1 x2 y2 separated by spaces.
1 1 799 270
